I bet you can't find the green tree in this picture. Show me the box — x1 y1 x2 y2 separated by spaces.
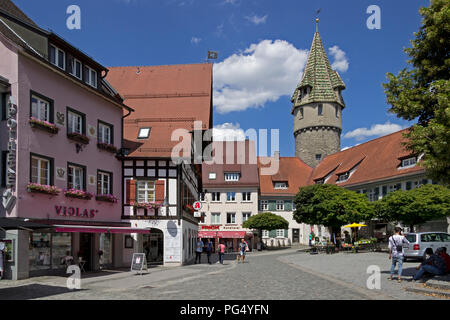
374 184 450 231
383 0 450 184
293 184 373 234
242 212 289 248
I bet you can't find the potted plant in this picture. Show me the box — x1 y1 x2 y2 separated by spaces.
183 204 194 214
67 131 90 144
26 183 61 195
97 142 118 154
64 189 93 200
95 194 118 203
29 117 59 134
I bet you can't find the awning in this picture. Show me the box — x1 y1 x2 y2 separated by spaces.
0 218 54 231
198 231 247 239
55 225 150 234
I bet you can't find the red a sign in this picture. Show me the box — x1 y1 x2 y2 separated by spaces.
193 201 202 211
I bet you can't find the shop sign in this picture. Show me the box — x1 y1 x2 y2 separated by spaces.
222 226 240 230
193 201 202 211
201 225 220 230
2 96 17 211
55 205 98 218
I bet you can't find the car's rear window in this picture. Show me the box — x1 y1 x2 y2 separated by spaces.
406 234 417 242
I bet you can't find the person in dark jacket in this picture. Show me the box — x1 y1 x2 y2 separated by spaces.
413 248 446 281
435 247 450 274
205 239 213 264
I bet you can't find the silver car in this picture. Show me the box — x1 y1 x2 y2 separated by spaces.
403 232 450 261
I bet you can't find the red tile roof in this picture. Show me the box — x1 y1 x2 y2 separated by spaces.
311 128 425 186
258 157 313 196
106 63 213 158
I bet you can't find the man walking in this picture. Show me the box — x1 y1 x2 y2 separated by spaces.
205 239 213 264
238 239 248 263
195 238 204 264
388 227 409 282
218 241 226 264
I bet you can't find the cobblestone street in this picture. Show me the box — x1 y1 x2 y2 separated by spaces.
0 248 443 300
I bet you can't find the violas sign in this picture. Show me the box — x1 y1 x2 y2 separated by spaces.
55 205 98 218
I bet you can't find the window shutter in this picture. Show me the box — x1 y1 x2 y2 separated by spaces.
269 230 277 238
155 180 165 202
284 229 288 238
268 200 276 211
284 201 292 211
126 179 136 204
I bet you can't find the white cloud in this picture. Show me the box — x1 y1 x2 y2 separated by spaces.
328 45 349 73
191 37 201 45
213 39 308 113
245 14 268 25
213 123 246 141
341 143 360 151
343 122 406 141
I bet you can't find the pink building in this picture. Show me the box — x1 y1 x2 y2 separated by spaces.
0 1 141 279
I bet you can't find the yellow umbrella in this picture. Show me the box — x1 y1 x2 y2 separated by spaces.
342 223 367 228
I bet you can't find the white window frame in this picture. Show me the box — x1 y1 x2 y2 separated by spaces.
211 192 221 202
50 44 65 70
84 65 97 88
226 212 236 224
242 192 251 202
242 212 251 222
274 182 288 189
401 157 416 168
68 111 83 134
226 192 236 202
136 180 155 203
97 171 111 195
260 200 268 211
262 230 269 237
208 172 216 180
276 200 284 211
211 212 221 224
98 122 112 144
31 95 50 122
276 229 284 237
224 172 240 182
337 172 349 182
70 58 82 80
31 156 50 185
68 164 84 190
138 127 151 139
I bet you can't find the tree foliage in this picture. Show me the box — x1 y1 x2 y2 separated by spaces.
374 184 450 230
383 0 450 184
242 212 289 231
293 184 373 228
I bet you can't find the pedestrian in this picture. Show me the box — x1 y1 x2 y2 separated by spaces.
238 239 248 263
0 241 4 280
435 247 450 274
195 238 204 264
388 227 410 282
413 248 446 282
205 239 213 264
218 241 226 264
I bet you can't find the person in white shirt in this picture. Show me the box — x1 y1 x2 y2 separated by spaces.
388 227 410 282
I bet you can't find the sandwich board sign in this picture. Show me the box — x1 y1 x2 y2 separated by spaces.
131 253 148 275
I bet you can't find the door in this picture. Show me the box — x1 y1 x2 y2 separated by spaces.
292 229 300 243
79 233 93 271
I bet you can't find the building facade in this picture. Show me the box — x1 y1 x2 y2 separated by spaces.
0 1 137 280
199 141 259 251
107 63 213 266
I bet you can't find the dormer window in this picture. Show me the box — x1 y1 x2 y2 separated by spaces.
315 179 324 184
274 182 288 189
49 45 65 70
69 57 82 80
208 172 216 180
401 157 416 168
137 127 151 139
337 172 350 182
225 172 240 182
84 66 97 88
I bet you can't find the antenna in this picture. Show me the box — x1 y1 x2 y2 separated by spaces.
315 8 321 32
207 50 218 63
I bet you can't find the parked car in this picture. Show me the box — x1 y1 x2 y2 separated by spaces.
403 232 450 261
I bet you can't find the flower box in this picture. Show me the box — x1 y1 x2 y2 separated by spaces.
64 189 93 200
97 142 118 154
183 204 194 214
67 132 90 144
26 183 61 195
96 194 118 203
29 118 59 134
131 202 162 210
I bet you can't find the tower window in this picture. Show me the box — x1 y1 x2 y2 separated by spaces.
318 104 323 116
299 107 304 119
315 154 322 161
335 106 339 118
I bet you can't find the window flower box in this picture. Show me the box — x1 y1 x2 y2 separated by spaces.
183 204 194 214
97 142 118 154
67 132 90 144
64 189 93 200
29 117 59 134
26 183 61 195
96 194 118 203
131 201 162 210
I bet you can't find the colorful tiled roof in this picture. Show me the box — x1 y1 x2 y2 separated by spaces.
291 29 346 107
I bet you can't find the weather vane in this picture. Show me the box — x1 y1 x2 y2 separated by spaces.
315 8 321 31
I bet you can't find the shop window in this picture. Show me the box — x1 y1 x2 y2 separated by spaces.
52 233 72 269
99 233 112 267
29 232 51 271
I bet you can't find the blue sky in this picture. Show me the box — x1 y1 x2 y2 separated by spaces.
13 0 426 156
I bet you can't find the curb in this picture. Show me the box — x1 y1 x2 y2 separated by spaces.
406 285 450 299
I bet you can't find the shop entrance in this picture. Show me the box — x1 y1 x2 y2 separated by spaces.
79 233 93 271
143 229 163 265
292 229 300 243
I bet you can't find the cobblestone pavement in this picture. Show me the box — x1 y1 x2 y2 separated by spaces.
0 249 441 300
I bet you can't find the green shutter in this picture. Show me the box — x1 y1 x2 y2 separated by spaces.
284 201 292 211
269 230 277 238
284 229 288 237
268 200 276 211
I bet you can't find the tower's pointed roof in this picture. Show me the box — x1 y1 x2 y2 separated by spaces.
292 20 346 108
